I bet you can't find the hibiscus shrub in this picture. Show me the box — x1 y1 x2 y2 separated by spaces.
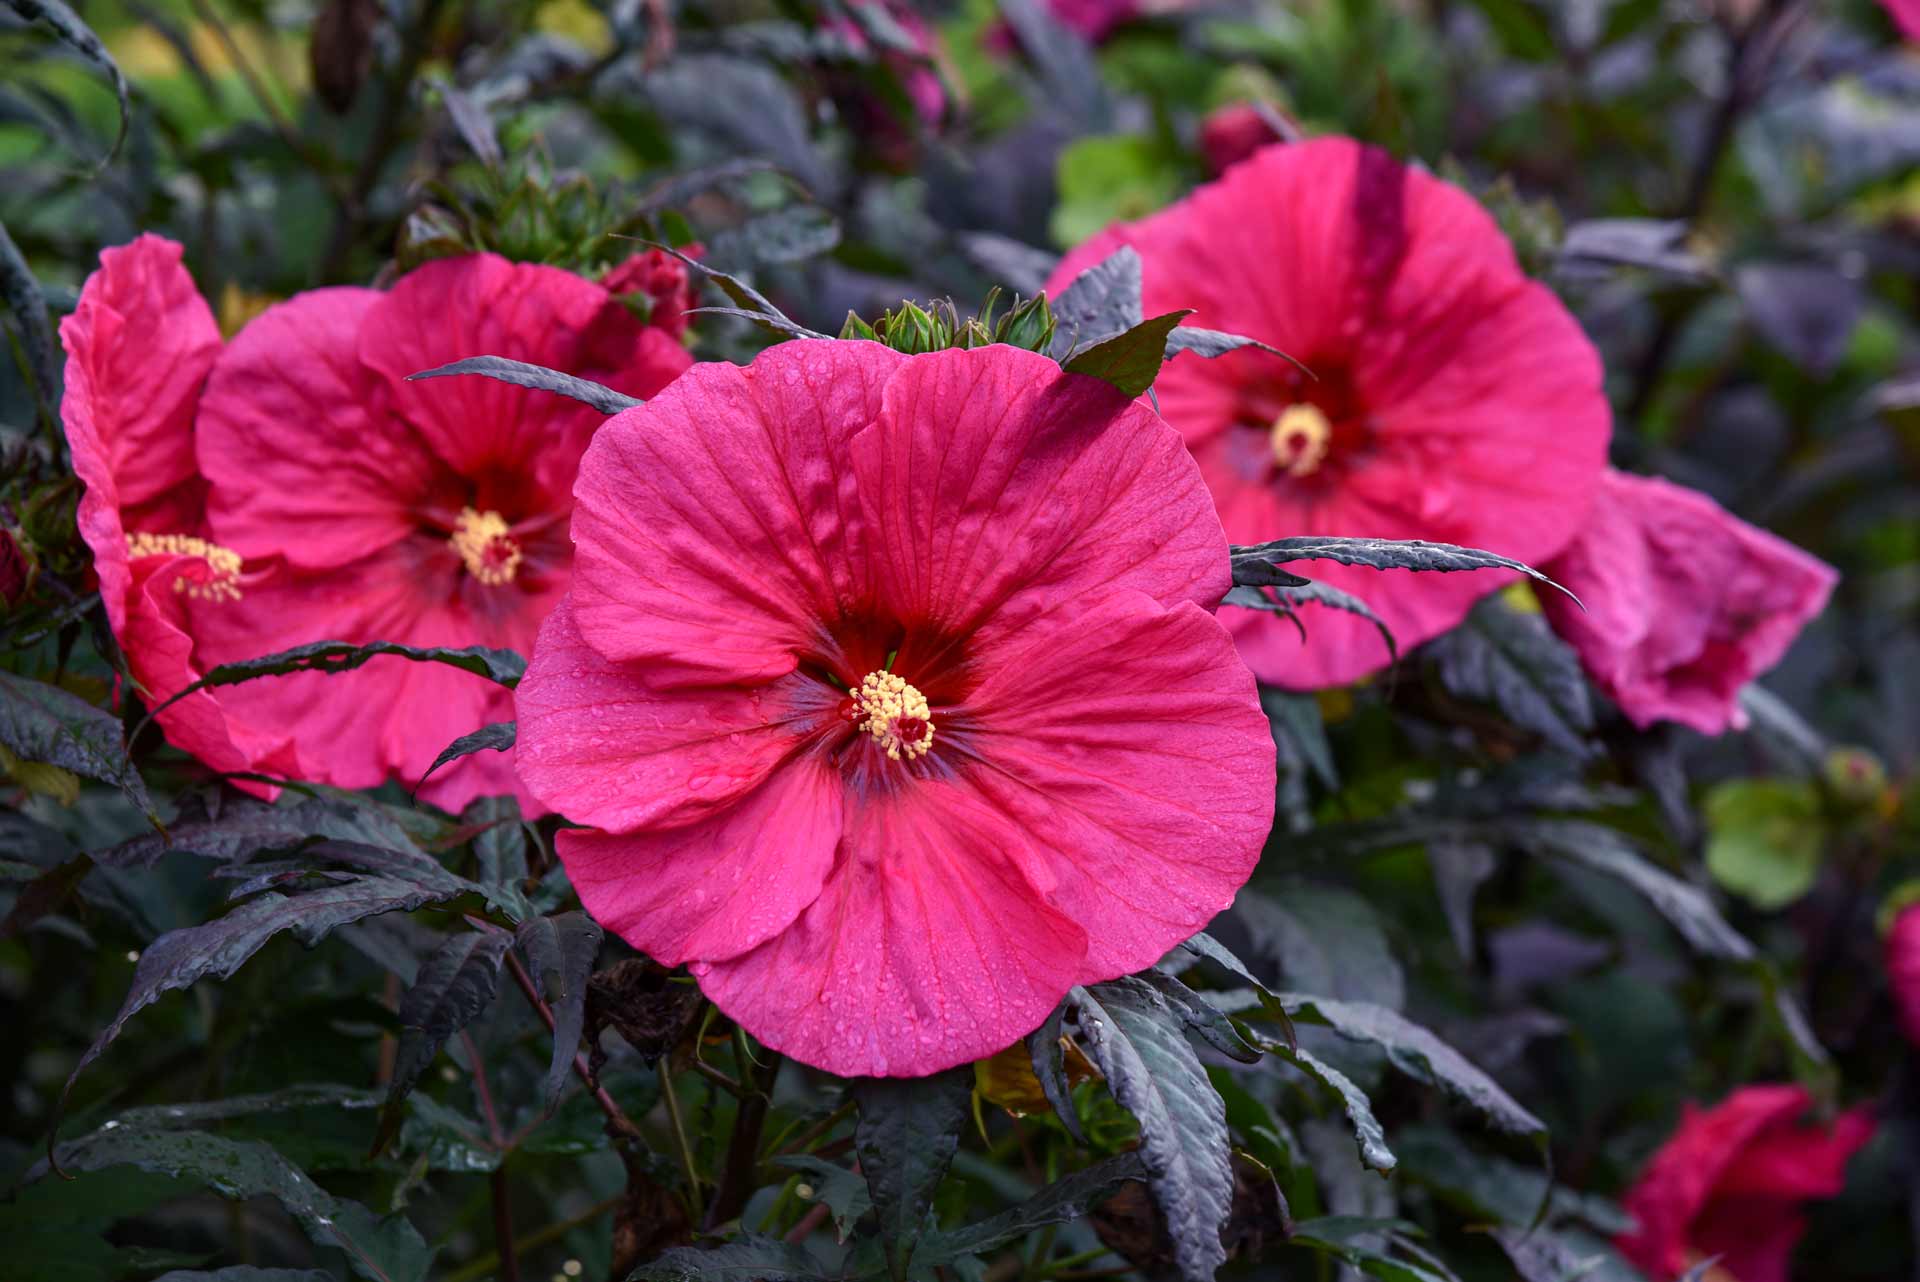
2 3 1918 1282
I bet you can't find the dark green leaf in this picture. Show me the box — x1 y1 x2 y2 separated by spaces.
1048 246 1142 354
68 874 476 1098
516 911 603 1109
0 670 155 823
374 929 511 1155
150 641 527 726
405 356 641 415
416 721 516 795
771 1155 872 1242
0 219 55 418
1276 996 1547 1140
1272 1045 1397 1174
1230 538 1572 601
1075 977 1233 1282
1026 1001 1089 1143
1428 598 1592 756
6 0 129 167
1396 1126 1628 1233
1063 310 1191 398
49 1127 432 1282
854 1067 973 1279
916 1152 1147 1266
626 1235 834 1282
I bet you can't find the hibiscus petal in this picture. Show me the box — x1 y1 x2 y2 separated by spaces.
356 253 689 505
568 340 906 683
694 780 1090 1077
515 598 836 831
1541 470 1837 735
956 590 1274 980
850 346 1230 661
196 286 428 569
60 233 222 627
559 756 844 967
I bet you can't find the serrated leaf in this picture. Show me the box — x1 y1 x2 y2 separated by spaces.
1137 968 1261 1063
855 1067 973 1279
416 721 516 795
68 875 477 1100
1229 537 1571 600
916 1151 1147 1266
373 930 511 1155
772 1155 872 1242
1063 310 1191 398
516 911 602 1109
96 794 431 869
1075 977 1233 1282
627 1234 834 1282
1428 598 1592 756
48 1127 432 1282
6 0 129 168
1509 819 1754 961
1236 884 1405 1009
149 642 526 731
1274 1045 1397 1174
1048 246 1142 354
405 356 640 415
1170 931 1295 1048
1164 325 1297 368
1276 996 1547 1141
0 670 155 823
1026 1002 1089 1143
649 240 829 339
0 219 55 419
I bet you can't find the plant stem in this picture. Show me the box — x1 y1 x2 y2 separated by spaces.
784 1201 831 1244
660 1061 705 1223
502 947 642 1142
490 1167 521 1282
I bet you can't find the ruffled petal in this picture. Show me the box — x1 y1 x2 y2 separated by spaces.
1541 471 1837 735
559 756 844 966
198 287 440 569
850 346 1230 665
694 780 1089 1077
515 598 837 831
568 340 906 682
955 591 1273 979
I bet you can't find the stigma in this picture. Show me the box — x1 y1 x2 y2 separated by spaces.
1270 403 1332 477
855 671 934 762
450 507 523 586
124 531 243 601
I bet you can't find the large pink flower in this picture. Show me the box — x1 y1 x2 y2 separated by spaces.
514 340 1275 1076
1617 1085 1874 1282
1885 903 1920 1047
1045 138 1612 689
1884 0 1920 42
61 236 691 808
1539 470 1836 735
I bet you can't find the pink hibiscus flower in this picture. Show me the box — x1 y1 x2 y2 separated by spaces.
1884 0 1920 41
1538 470 1836 735
514 340 1275 1076
1617 1084 1874 1282
60 234 691 808
602 243 703 340
1044 138 1612 690
1197 103 1287 177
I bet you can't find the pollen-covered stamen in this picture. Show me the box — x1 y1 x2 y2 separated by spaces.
855 670 935 761
1270 403 1332 478
450 507 524 586
125 531 243 601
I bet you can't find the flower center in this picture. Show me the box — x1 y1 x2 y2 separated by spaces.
1269 403 1332 477
854 670 935 761
124 531 243 601
450 507 523 586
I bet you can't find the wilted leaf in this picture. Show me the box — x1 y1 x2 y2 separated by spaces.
407 356 641 415
1428 597 1593 756
855 1068 973 1278
49 1127 432 1282
1075 977 1234 1282
517 911 603 1109
0 670 155 823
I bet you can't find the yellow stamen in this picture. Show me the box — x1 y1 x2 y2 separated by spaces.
855 670 934 762
124 531 243 601
450 507 523 586
1270 403 1332 477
